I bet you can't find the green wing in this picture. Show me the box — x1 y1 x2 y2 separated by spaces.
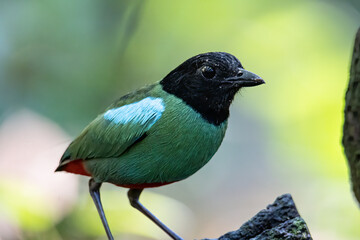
59 86 165 166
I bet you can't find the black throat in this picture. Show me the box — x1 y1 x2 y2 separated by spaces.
161 80 236 126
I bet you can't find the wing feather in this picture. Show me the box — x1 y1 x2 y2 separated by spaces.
59 96 165 166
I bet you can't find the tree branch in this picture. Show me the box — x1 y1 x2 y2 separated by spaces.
203 194 312 240
343 27 360 205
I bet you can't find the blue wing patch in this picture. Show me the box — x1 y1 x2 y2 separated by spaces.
103 97 165 127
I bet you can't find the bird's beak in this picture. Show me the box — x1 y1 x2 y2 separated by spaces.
225 69 265 87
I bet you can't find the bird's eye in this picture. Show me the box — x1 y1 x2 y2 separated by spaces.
201 66 216 79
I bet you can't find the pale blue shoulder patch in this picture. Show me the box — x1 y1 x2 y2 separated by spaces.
103 97 165 127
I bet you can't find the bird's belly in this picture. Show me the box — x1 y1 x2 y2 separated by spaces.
85 118 227 186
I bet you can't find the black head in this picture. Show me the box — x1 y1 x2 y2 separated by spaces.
160 52 264 125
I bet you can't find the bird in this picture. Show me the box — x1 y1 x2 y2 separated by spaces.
55 52 264 240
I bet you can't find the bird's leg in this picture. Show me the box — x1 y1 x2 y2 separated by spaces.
89 178 114 240
128 188 184 240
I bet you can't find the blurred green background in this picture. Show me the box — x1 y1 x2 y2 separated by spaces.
0 0 359 239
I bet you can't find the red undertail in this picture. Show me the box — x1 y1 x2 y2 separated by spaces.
59 159 91 177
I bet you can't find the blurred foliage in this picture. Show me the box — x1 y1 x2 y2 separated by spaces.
0 180 53 231
0 0 143 132
1 0 360 240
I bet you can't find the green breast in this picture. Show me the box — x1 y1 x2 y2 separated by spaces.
85 85 228 185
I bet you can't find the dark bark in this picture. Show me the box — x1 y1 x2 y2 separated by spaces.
203 194 312 240
343 27 360 205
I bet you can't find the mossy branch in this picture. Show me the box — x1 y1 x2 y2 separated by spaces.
202 194 312 240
